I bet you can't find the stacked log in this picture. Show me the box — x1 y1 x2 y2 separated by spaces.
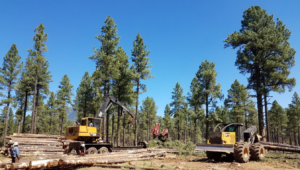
260 141 300 153
5 133 66 157
5 149 166 170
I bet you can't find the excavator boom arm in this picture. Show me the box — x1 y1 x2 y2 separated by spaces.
98 96 134 118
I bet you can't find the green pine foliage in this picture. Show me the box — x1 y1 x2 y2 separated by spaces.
89 16 120 143
131 33 153 145
74 72 94 120
269 100 287 143
56 74 73 135
224 6 296 139
27 23 52 134
140 97 158 142
170 82 185 141
196 60 221 142
0 44 22 146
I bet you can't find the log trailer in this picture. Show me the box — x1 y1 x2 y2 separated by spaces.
65 96 148 155
196 123 265 163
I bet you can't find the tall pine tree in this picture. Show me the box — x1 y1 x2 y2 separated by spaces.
224 6 296 139
89 16 120 142
196 60 221 142
0 44 22 146
131 34 153 145
56 75 73 135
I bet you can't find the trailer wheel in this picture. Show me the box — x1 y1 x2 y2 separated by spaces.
250 143 265 161
98 147 108 154
206 151 222 161
87 147 97 154
234 142 250 163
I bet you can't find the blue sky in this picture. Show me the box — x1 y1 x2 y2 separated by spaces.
1 1 300 117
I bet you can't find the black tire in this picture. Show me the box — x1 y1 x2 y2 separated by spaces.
250 143 265 161
87 147 97 154
98 147 109 154
206 151 222 162
233 142 250 163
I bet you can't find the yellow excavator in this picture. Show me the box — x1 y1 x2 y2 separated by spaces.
196 123 266 163
65 96 147 154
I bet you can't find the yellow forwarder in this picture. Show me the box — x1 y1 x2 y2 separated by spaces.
196 123 266 163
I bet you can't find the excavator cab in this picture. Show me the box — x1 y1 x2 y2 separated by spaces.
66 117 102 142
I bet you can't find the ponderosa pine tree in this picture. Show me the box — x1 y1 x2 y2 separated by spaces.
18 60 34 133
187 77 205 142
89 16 120 142
0 44 22 147
131 34 153 145
224 6 296 140
225 79 256 127
46 92 58 134
170 82 185 140
286 92 300 145
7 108 14 136
196 60 221 142
74 72 94 120
269 100 287 143
140 97 157 142
27 23 52 134
163 104 173 140
112 47 135 146
56 75 73 135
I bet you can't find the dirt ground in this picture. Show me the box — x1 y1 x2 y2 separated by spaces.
77 151 300 170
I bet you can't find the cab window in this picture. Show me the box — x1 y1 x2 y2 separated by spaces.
81 119 87 126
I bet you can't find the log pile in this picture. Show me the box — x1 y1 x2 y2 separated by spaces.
260 141 300 153
4 149 166 170
4 133 72 157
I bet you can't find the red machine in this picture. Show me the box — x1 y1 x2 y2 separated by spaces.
152 123 168 142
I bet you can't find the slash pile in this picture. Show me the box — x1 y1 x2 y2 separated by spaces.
4 133 72 157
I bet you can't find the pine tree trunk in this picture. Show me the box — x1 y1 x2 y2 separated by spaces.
117 107 120 147
17 120 21 134
205 95 209 143
298 126 300 146
255 66 265 141
123 113 125 147
111 114 114 145
184 126 187 144
33 88 39 134
194 118 197 143
22 91 28 133
264 93 270 142
294 130 297 146
102 83 107 143
2 84 11 148
49 113 52 135
177 119 180 140
31 69 38 134
134 79 140 146
147 112 149 142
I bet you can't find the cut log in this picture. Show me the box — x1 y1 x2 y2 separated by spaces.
11 162 29 170
4 164 10 170
94 164 167 170
264 145 300 153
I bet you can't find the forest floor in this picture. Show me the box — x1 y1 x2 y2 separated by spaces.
76 151 300 170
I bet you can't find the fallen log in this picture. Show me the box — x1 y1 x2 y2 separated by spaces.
94 164 167 170
11 162 29 170
264 145 300 153
18 149 65 152
4 164 11 170
260 142 300 149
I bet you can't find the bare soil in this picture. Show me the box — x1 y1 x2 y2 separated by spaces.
77 151 300 170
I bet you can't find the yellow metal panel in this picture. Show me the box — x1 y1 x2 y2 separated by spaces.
79 126 87 132
222 132 236 144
